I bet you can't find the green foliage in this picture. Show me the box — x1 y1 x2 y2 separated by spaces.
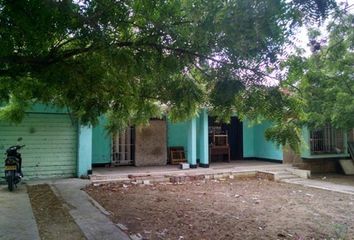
0 95 28 123
284 13 354 131
231 86 306 151
0 0 337 149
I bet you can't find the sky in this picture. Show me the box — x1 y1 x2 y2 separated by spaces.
293 0 354 55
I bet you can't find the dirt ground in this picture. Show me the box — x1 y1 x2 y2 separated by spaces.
27 184 86 240
86 178 354 240
312 174 354 187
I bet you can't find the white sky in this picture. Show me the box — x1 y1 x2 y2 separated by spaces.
293 0 354 55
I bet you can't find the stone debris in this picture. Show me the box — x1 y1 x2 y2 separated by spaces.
143 180 151 185
156 228 168 238
116 223 128 231
130 233 143 240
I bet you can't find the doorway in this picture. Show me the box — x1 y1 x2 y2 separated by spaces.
111 127 135 166
208 116 243 161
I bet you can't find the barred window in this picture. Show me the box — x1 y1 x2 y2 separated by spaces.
310 124 345 155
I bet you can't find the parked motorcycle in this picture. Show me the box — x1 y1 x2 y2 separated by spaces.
4 137 25 191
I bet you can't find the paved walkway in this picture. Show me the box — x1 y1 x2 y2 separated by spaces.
281 177 354 195
50 179 130 240
0 183 40 240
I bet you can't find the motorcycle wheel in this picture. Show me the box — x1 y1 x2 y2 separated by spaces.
7 171 14 191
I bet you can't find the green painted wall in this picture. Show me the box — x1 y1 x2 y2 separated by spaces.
243 120 283 161
196 114 201 160
0 113 77 179
243 119 255 157
167 120 189 151
92 117 111 164
253 122 283 161
78 125 92 176
198 110 209 164
167 114 204 163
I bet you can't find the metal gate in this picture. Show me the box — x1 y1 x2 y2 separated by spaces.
111 127 135 166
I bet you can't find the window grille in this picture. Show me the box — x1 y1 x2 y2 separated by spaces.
310 124 344 154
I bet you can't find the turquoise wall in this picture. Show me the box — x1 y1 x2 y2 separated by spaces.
243 120 283 161
167 120 189 151
78 125 92 177
243 119 255 157
167 114 205 163
198 109 209 165
92 117 111 164
253 122 283 161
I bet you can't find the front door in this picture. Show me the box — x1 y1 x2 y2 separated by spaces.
111 127 135 166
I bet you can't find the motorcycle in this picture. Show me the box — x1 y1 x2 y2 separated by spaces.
4 137 25 191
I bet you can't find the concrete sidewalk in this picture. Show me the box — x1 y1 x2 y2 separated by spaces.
281 177 354 195
0 183 40 240
50 179 130 240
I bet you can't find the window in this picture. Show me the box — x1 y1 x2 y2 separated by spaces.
310 124 344 155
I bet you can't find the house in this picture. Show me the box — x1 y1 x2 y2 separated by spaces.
0 104 349 179
91 109 283 168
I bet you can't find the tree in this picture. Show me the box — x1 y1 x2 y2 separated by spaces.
283 11 354 132
0 0 336 148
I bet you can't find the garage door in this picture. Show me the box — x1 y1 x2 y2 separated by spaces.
0 113 77 179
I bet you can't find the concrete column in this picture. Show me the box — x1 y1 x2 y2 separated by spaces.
187 117 197 168
199 109 209 167
78 125 93 177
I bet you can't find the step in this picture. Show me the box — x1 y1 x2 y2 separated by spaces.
276 173 299 178
339 159 354 175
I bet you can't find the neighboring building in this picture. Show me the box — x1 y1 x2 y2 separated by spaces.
284 125 351 173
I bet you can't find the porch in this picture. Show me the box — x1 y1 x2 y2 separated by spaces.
90 160 295 183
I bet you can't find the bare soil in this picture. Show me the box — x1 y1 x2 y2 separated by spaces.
86 178 354 240
27 184 86 240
